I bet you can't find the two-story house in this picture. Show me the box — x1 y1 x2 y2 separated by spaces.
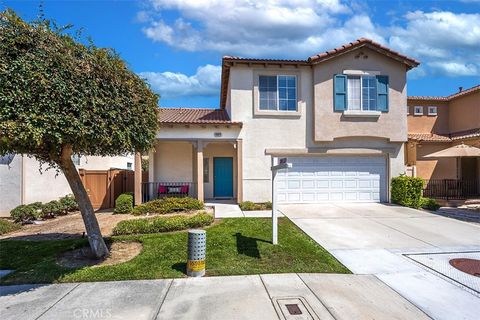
406 85 480 197
144 38 419 204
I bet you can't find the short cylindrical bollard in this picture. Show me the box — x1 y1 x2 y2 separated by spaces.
187 229 206 277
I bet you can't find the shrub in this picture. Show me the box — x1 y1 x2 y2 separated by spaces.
114 193 134 214
0 219 21 235
59 194 79 212
10 204 39 223
132 197 204 215
113 212 214 235
41 200 66 218
421 197 441 211
391 175 424 209
239 201 272 211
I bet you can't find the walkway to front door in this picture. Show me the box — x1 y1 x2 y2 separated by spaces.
214 157 233 198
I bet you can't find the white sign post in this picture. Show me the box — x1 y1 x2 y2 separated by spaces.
271 157 292 245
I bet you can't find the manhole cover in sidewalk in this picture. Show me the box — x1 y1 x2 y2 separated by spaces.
405 251 480 295
449 258 480 277
273 297 319 320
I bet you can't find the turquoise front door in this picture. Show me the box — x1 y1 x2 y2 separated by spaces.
214 157 233 198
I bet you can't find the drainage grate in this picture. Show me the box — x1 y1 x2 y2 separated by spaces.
272 297 318 320
286 304 302 315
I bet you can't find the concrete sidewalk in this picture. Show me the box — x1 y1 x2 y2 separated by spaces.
206 202 283 218
0 273 429 320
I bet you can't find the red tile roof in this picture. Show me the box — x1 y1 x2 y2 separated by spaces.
408 84 480 101
450 128 480 140
158 108 242 126
408 133 452 142
408 128 480 142
308 38 420 69
221 38 420 108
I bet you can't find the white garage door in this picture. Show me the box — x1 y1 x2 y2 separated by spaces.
276 156 387 203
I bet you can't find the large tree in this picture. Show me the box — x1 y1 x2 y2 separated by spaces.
0 10 158 257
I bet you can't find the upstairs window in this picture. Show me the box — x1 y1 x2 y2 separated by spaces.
259 75 297 111
334 74 389 112
428 106 438 116
72 154 81 166
414 106 423 116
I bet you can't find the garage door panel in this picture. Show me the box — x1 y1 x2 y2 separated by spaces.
277 156 386 203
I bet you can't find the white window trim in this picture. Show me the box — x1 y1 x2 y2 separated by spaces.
427 106 438 116
414 106 424 116
258 74 298 112
343 69 381 76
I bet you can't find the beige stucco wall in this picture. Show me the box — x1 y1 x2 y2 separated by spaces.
228 65 312 202
407 100 449 134
313 48 408 143
0 155 22 216
225 53 409 202
153 141 193 182
449 92 480 133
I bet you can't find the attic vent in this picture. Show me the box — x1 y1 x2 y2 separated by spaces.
214 132 222 137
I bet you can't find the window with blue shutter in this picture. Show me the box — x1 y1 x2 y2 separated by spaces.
334 74 347 111
376 75 389 112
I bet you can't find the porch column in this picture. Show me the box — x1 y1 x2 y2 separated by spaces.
236 139 243 203
196 141 204 201
134 152 142 205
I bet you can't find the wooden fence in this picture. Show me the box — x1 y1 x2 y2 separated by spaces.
79 169 135 209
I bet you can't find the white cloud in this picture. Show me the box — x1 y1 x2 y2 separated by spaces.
139 64 222 98
140 1 480 83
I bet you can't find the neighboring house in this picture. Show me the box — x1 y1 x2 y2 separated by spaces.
406 85 480 197
0 154 135 216
146 38 419 204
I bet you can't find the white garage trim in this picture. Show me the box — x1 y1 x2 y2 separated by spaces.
276 156 388 203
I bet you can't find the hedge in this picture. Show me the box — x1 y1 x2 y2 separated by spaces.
114 193 134 214
239 201 272 211
132 197 204 215
113 212 214 235
391 175 424 208
10 194 79 223
421 197 441 211
0 219 21 235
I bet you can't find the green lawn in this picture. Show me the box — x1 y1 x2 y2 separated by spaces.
0 218 349 284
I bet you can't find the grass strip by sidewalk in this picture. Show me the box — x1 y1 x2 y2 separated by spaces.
0 218 350 284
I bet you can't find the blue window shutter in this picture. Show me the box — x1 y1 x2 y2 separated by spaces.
376 75 389 112
334 74 347 111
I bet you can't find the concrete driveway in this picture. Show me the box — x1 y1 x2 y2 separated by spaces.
280 203 480 320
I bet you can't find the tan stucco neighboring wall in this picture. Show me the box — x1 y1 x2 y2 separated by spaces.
449 92 480 133
153 141 193 182
313 48 408 142
407 100 449 134
415 143 457 180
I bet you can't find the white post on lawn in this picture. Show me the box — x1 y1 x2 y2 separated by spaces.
271 157 292 245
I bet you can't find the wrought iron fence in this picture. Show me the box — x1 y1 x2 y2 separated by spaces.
423 179 479 200
142 182 196 203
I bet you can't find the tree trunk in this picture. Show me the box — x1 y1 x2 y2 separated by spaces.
58 145 109 258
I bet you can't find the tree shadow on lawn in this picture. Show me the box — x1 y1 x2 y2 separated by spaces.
171 262 187 275
234 233 270 259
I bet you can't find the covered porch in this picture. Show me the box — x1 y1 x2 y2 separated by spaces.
138 107 244 203
143 139 243 203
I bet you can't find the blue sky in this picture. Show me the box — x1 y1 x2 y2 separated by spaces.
3 0 479 108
